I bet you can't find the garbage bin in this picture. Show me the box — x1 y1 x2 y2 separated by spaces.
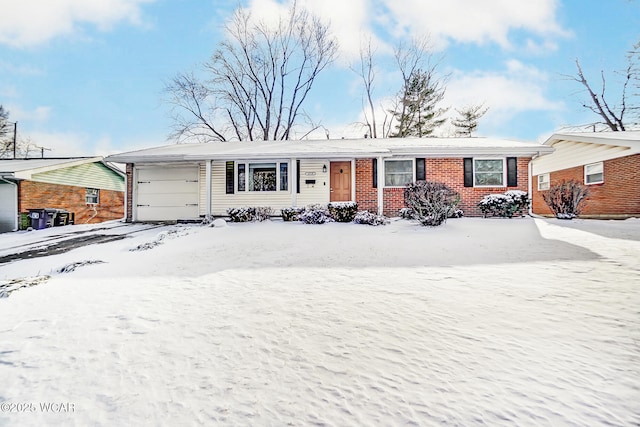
67 212 75 225
28 209 48 230
54 210 69 226
28 208 57 229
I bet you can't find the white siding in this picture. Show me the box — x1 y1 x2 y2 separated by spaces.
210 159 330 215
199 163 207 216
533 140 631 175
297 159 330 207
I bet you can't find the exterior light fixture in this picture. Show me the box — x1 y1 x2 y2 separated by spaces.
322 164 327 173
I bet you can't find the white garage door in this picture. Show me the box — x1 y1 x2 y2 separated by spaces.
136 166 199 221
0 181 18 233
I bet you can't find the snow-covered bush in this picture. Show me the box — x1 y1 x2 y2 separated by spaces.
353 211 389 226
226 207 272 222
542 180 589 220
404 181 460 226
398 207 416 219
227 207 255 222
253 207 273 222
298 205 334 224
281 207 305 221
478 191 529 218
328 201 358 222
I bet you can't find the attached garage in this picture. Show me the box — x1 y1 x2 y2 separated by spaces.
135 166 200 221
0 180 18 232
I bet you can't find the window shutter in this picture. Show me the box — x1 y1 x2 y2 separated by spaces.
296 160 301 194
416 158 426 181
507 157 517 187
372 159 377 188
463 158 473 187
225 161 234 194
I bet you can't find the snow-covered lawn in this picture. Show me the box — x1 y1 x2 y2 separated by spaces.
1 217 639 426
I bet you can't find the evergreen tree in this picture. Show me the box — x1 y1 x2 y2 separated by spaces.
452 104 489 137
390 69 447 137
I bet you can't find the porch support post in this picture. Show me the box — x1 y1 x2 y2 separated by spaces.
377 156 384 215
206 160 212 217
351 159 356 202
291 157 297 207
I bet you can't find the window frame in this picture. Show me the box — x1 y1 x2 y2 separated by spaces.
85 188 100 204
383 158 415 188
537 173 550 191
473 158 506 187
234 160 290 193
584 161 604 185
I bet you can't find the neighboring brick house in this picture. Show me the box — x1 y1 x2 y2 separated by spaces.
0 157 125 232
105 138 552 222
531 132 640 219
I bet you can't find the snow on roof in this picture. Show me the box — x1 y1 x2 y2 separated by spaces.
0 157 102 175
544 131 640 149
106 137 552 163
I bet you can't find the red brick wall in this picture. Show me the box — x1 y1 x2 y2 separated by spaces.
355 159 378 212
532 154 640 217
423 157 530 217
18 180 125 224
355 157 532 217
126 163 134 222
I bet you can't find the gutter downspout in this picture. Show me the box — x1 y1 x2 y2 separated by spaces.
0 176 19 231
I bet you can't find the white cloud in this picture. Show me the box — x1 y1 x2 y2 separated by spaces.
444 60 565 134
23 130 159 158
242 0 567 62
5 105 52 123
380 0 568 49
0 0 155 48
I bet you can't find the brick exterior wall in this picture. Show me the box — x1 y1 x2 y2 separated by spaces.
532 154 640 218
355 159 378 212
354 157 532 217
18 180 125 224
126 163 134 222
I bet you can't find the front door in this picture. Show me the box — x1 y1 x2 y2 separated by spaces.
330 161 352 202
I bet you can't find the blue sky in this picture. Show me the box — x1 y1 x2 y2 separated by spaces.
0 0 638 157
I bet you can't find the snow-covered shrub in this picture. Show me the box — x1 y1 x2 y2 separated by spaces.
505 190 529 216
281 207 305 221
404 181 460 226
542 180 589 220
298 205 334 224
253 207 273 222
478 191 529 218
226 207 272 222
328 201 358 222
398 207 416 219
353 211 389 226
227 207 255 222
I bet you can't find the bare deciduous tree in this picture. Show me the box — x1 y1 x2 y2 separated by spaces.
166 2 337 142
567 40 639 131
351 37 378 138
452 103 489 137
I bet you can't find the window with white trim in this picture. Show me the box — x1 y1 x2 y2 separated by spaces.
474 159 505 187
384 159 413 187
584 162 603 185
235 162 289 192
538 173 550 190
85 188 99 204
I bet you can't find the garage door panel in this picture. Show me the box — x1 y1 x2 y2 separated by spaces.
136 181 198 194
137 167 198 181
137 206 198 221
135 166 200 221
137 192 199 206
